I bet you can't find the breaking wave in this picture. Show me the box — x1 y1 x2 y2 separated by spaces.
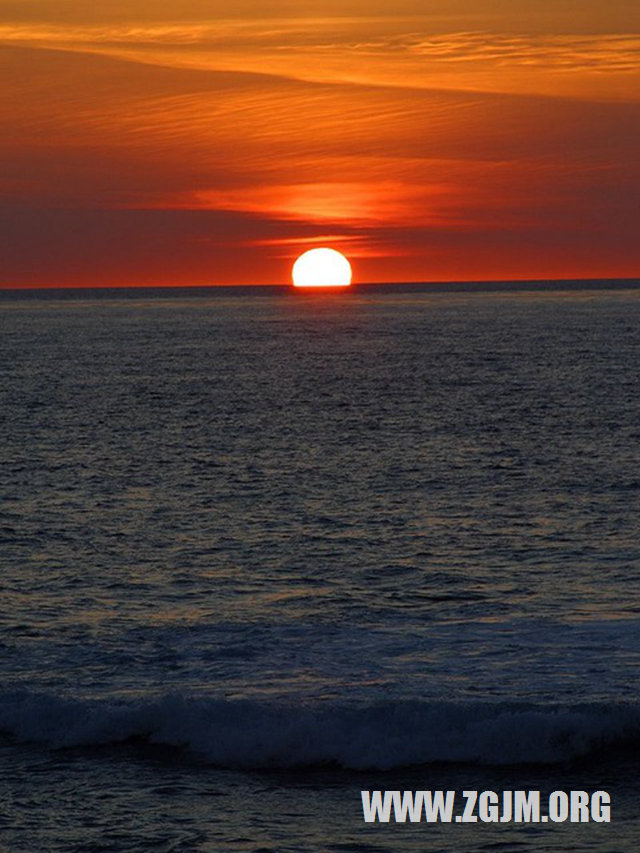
1 690 639 770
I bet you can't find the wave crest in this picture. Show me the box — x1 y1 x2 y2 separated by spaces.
1 691 638 769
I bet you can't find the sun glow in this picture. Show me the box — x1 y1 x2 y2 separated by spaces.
292 248 352 288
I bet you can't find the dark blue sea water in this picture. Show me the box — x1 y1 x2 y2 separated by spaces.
1 282 639 851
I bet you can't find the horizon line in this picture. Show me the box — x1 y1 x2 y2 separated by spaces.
2 276 640 295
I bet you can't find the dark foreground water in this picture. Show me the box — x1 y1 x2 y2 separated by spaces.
1 282 639 851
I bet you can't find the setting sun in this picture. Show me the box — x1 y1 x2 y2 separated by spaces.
292 248 352 288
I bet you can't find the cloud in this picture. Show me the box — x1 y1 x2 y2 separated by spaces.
274 30 640 73
2 21 638 74
0 21 295 46
400 32 640 72
1 22 637 106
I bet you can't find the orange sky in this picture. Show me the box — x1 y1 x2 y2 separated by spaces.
1 0 638 286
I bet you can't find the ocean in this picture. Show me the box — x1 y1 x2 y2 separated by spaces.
1 282 639 851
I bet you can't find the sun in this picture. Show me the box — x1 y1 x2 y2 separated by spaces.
292 248 352 288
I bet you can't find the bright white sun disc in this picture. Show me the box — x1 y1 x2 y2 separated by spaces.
292 248 352 288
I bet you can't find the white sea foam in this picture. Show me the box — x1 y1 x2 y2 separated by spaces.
1 691 638 769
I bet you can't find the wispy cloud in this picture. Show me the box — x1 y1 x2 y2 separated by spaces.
2 22 638 73
389 32 640 73
0 21 302 45
159 180 458 227
1 21 637 104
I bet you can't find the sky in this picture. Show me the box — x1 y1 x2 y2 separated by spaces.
1 0 639 287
